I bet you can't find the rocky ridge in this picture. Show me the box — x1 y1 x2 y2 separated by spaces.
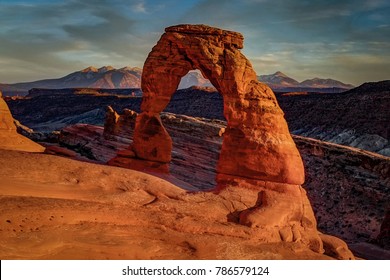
6 79 389 157
278 80 390 156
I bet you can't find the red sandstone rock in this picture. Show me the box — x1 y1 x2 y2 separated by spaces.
103 106 120 138
0 149 337 260
104 106 138 140
108 156 169 174
0 95 16 131
44 145 78 158
133 112 172 163
133 24 304 185
320 234 355 260
216 175 323 253
0 96 44 152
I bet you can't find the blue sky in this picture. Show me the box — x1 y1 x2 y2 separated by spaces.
0 0 389 85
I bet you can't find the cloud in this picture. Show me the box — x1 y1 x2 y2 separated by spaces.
0 0 389 84
62 8 137 51
0 0 159 82
133 1 147 13
182 0 389 43
179 0 390 84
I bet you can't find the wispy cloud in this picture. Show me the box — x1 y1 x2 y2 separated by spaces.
133 1 147 13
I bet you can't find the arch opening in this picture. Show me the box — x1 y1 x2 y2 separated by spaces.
177 70 214 90
162 68 225 189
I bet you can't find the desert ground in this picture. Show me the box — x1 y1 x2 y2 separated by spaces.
0 149 332 260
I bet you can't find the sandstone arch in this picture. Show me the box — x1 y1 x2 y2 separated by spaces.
107 25 358 256
133 24 304 186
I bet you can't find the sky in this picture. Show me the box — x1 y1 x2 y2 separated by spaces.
0 0 389 85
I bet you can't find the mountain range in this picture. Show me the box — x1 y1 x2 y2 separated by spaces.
1 66 142 96
258 71 354 90
0 66 354 96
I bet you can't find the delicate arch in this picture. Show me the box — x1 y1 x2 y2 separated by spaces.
133 24 304 186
